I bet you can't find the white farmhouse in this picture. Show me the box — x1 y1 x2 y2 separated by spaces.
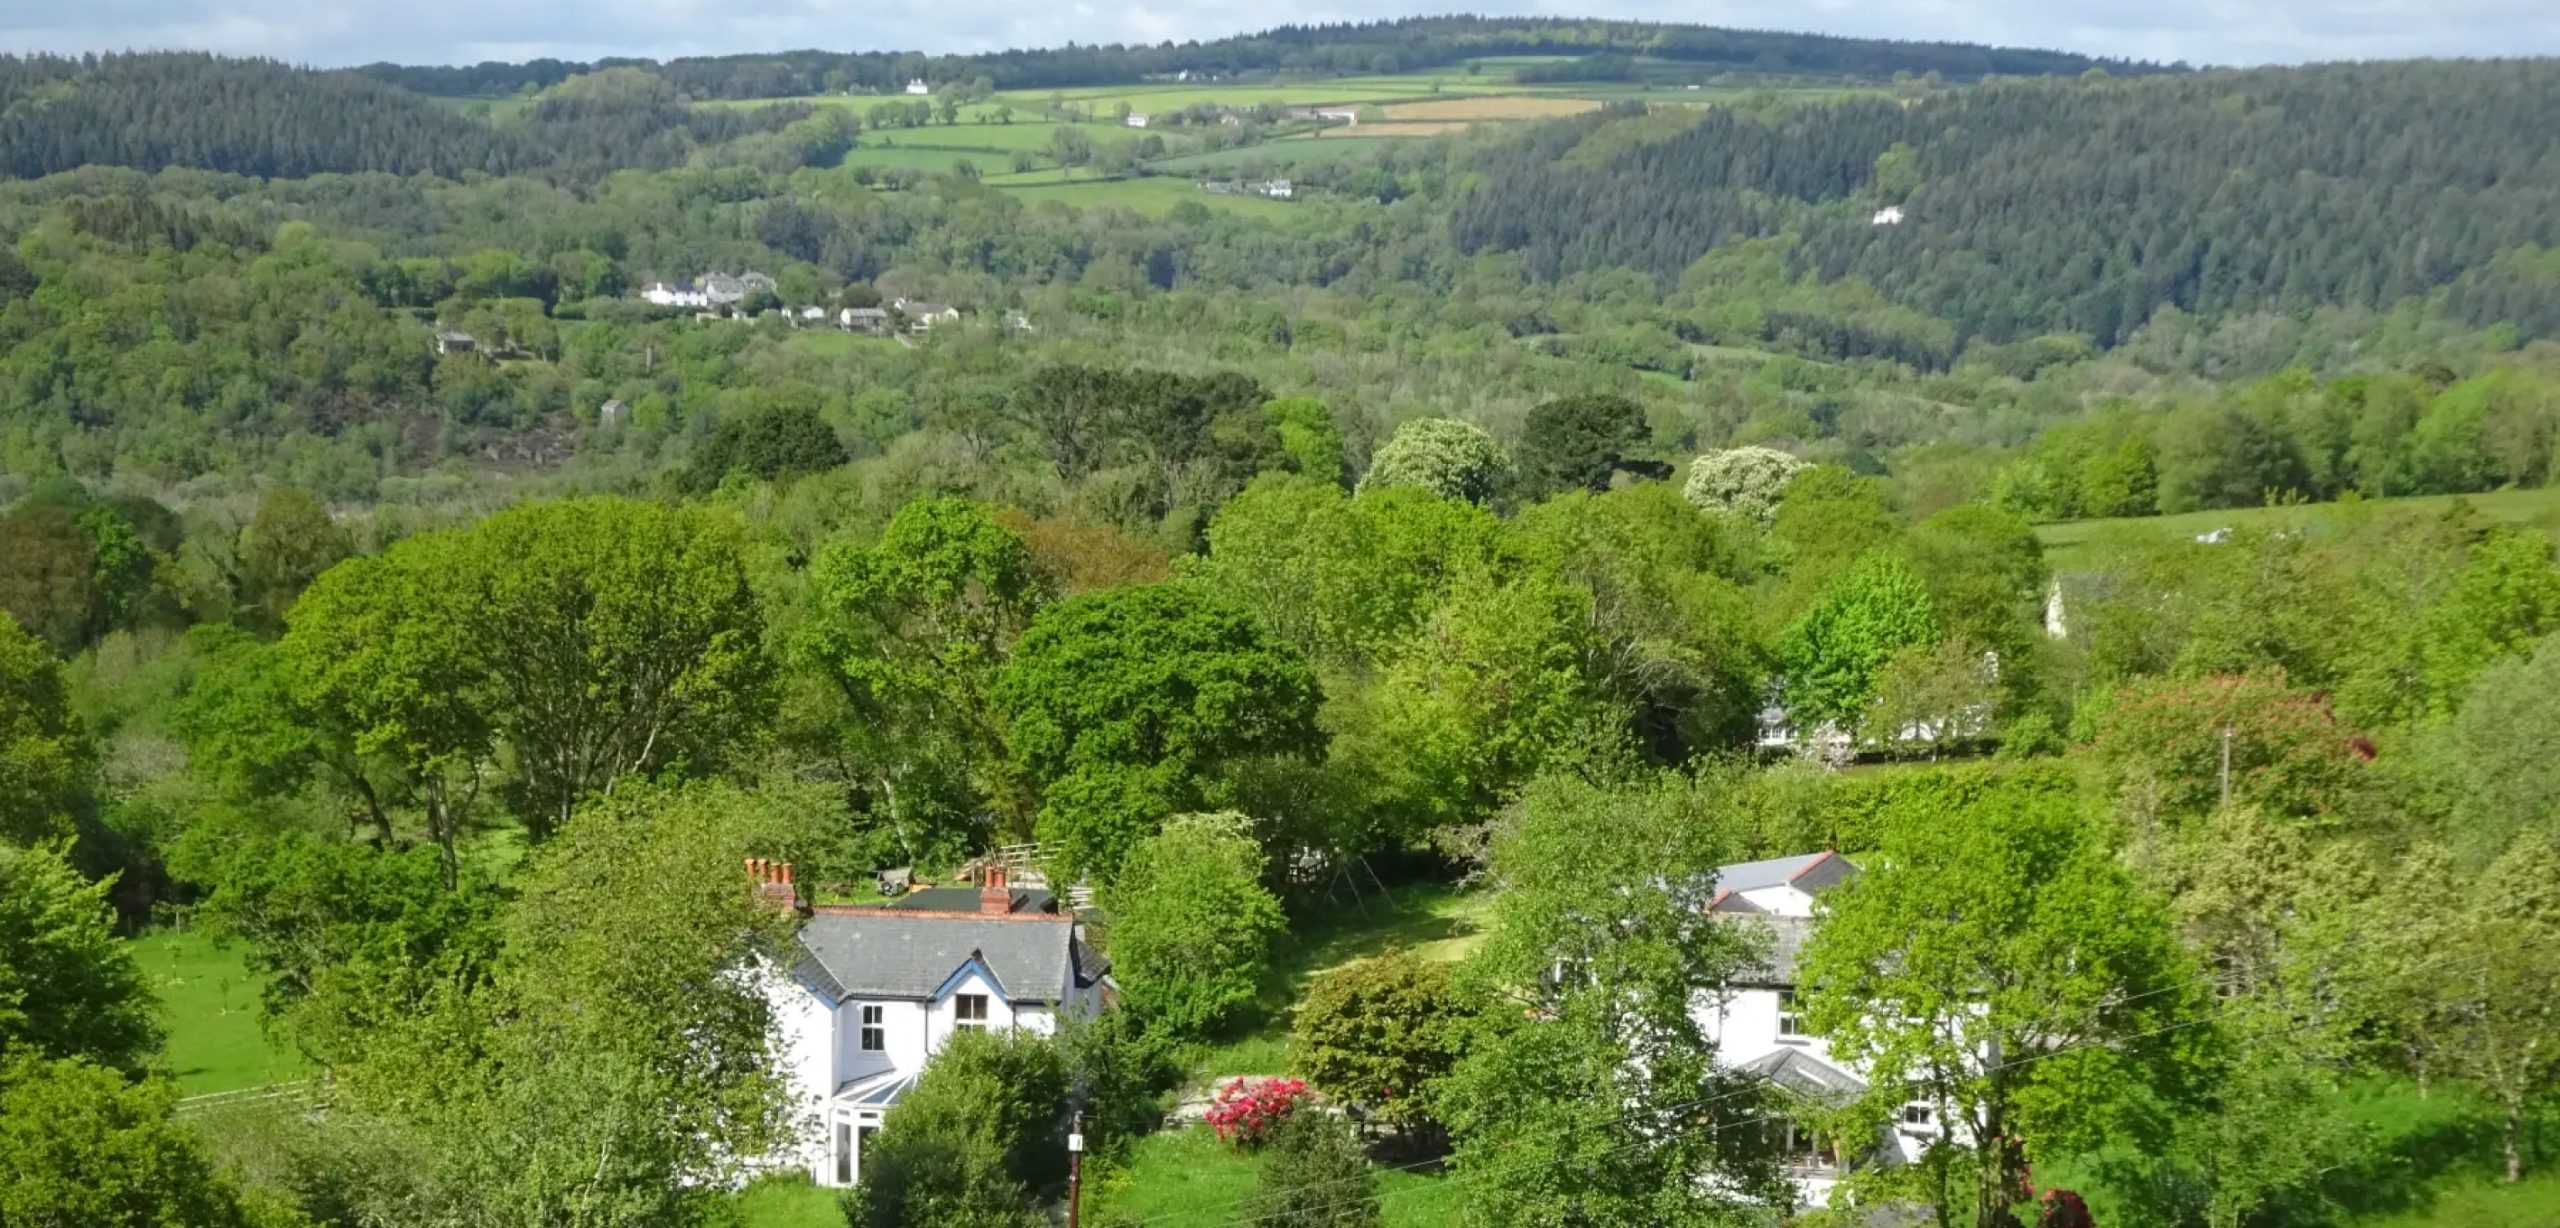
757 861 1112 1189
1125 113 1152 129
641 281 710 309
905 78 930 96
1696 851 1958 1204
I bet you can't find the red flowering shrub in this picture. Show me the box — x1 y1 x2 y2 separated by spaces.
2036 1189 2095 1228
1206 1077 1310 1149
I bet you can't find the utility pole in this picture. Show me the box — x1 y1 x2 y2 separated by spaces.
1066 1111 1084 1228
2218 725 2235 810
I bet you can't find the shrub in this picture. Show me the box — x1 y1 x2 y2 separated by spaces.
1206 1076 1311 1150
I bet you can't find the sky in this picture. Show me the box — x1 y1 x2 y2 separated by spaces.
2 0 2556 71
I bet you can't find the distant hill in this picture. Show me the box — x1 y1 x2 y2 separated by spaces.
1453 60 2560 351
352 16 2171 101
0 53 827 180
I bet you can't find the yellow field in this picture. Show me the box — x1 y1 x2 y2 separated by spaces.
1379 95 1605 121
1318 121 1470 138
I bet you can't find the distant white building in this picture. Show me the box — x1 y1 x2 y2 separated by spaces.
890 297 961 332
1314 107 1359 127
904 78 930 96
1871 206 1906 226
1125 113 1152 128
643 272 775 310
756 860 1112 1190
641 281 709 309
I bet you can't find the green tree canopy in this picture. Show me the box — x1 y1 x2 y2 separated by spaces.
1291 948 1469 1138
1516 392 1652 497
846 1028 1069 1228
1683 445 1807 522
1778 552 1942 731
1101 812 1285 1038
680 401 850 492
0 843 158 1073
0 617 90 846
996 583 1321 878
1798 772 2211 1228
0 1055 298 1228
1355 418 1510 505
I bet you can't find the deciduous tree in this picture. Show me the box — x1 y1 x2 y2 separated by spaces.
1102 812 1285 1038
0 843 158 1073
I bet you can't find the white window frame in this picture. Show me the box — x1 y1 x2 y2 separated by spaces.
859 1004 885 1052
954 993 989 1030
1777 988 1806 1040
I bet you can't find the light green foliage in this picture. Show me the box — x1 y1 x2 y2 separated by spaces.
1264 397 1348 487
344 781 810 1227
1859 635 2000 754
1516 484 1767 750
1681 445 1806 522
2394 636 2560 860
1778 552 1941 731
281 538 488 882
1243 1111 1381 1228
1798 773 2210 1228
1901 504 2048 673
2413 528 2560 715
0 1055 300 1228
1102 812 1286 1038
1194 478 1517 671
1290 948 1468 1136
0 843 158 1072
1329 566 1620 841
2381 835 2560 1183
1439 770 1784 1225
847 1028 1069 1228
1355 418 1510 505
800 498 1044 860
996 584 1321 879
0 616 90 845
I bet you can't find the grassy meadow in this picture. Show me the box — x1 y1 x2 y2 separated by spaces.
2035 486 2560 573
131 929 304 1097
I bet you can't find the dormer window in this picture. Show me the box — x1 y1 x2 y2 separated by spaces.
954 994 989 1030
859 1004 885 1052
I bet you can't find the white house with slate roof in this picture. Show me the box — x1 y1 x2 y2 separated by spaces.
750 860 1112 1189
1695 851 1960 1204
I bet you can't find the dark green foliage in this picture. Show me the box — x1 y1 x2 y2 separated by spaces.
1458 63 2560 346
1515 393 1652 498
1291 949 1469 1136
682 402 850 491
996 584 1321 878
1243 1111 1382 1228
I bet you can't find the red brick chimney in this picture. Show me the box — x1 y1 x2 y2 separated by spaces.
979 865 1011 915
745 857 797 910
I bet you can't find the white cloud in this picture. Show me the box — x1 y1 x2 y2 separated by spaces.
1 0 2555 68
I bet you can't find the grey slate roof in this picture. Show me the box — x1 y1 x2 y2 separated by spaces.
891 887 1057 915
790 910 1099 1005
1737 1045 1868 1099
1723 914 1814 986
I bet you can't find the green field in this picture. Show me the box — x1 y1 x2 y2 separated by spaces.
995 176 1297 217
2035 487 2560 573
1148 136 1411 173
733 1176 845 1228
131 929 304 1097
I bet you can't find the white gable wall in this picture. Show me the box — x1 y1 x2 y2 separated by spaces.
1736 884 1818 917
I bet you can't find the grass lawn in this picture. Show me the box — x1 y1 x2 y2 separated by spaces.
1089 1124 1461 1228
1186 880 1491 1083
130 929 305 1097
2353 1175 2560 1228
732 1175 846 1228
2035 486 2560 573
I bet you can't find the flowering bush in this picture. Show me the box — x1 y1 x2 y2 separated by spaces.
1205 1077 1311 1150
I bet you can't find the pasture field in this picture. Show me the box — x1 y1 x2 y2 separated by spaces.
853 119 1126 151
1147 136 1411 172
1320 121 1471 138
840 146 1008 174
131 929 304 1097
1379 94 1605 121
2035 486 2560 573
